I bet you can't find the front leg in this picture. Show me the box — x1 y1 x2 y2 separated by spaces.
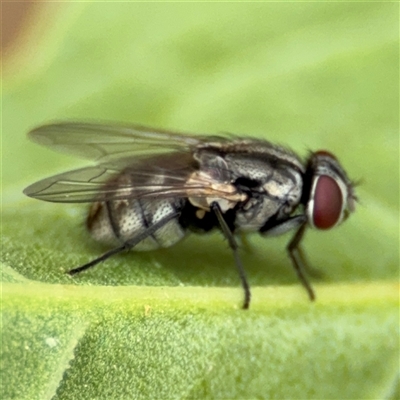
287 223 316 301
261 215 316 301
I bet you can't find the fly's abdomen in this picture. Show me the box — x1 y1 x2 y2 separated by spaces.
87 198 185 251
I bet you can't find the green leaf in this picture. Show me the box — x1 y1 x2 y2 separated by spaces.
2 2 398 399
2 282 399 400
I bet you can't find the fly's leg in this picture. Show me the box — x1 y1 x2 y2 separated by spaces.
211 202 251 310
287 223 316 301
68 211 180 276
295 244 324 280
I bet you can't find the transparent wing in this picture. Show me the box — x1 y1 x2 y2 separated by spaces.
24 165 122 202
23 152 237 203
28 121 229 163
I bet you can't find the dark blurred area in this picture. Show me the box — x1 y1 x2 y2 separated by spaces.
2 2 37 58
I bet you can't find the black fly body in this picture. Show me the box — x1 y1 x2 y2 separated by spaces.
24 122 357 309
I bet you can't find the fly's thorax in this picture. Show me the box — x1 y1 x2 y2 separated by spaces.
190 147 304 232
234 163 303 231
188 148 303 231
87 197 186 251
198 138 304 172
221 151 303 231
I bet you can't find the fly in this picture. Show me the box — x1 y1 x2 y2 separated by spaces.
24 122 357 309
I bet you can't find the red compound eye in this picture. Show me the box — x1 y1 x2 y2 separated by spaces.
312 175 343 230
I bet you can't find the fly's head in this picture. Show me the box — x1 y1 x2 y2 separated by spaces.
304 150 357 230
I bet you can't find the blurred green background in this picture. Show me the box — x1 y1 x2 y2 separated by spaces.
2 2 399 399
